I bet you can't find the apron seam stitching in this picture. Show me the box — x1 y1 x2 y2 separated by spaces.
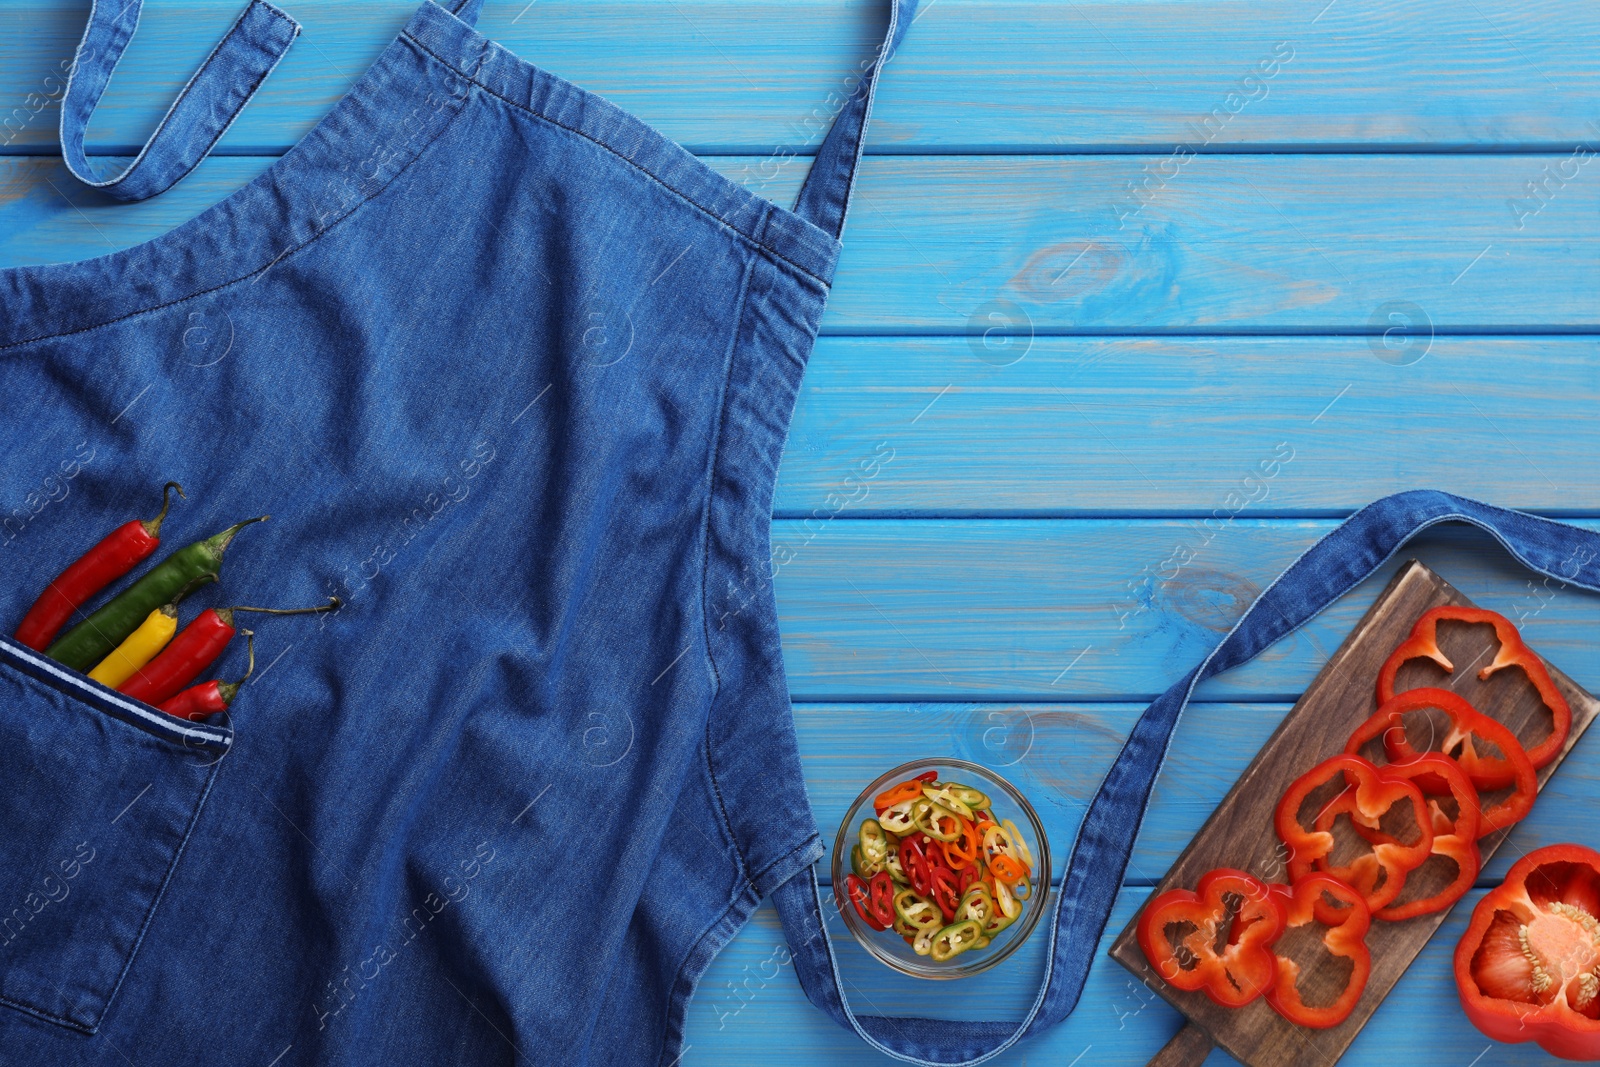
0 59 474 354
402 30 830 287
696 252 762 887
694 247 761 883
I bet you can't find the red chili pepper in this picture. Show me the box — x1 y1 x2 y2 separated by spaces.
866 871 896 928
1264 874 1371 1028
1378 604 1570 769
13 482 184 650
929 866 960 922
120 597 338 705
1454 844 1600 1060
1347 688 1538 836
901 841 932 896
158 631 256 720
842 874 885 931
1333 753 1482 921
956 865 978 896
914 770 940 783
1275 754 1433 912
1137 868 1285 1008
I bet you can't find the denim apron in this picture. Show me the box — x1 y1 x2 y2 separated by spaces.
8 1 1600 1065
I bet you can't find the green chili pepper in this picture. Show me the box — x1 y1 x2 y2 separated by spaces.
877 798 916 835
859 819 890 866
929 919 982 962
884 846 910 885
893 889 942 932
851 844 884 879
957 884 993 927
981 904 1016 939
942 783 991 811
911 798 960 841
46 516 268 671
922 784 974 819
912 923 940 957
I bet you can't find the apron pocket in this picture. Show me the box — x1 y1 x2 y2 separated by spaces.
0 634 229 1034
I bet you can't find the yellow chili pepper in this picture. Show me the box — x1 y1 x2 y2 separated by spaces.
87 604 179 687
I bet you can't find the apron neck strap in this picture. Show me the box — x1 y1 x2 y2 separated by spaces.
773 489 1600 1063
60 0 300 202
792 0 917 241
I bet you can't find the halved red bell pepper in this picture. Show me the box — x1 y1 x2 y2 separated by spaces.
1347 688 1538 837
1137 868 1285 1008
1275 754 1433 912
1378 605 1570 769
1326 753 1481 921
1455 844 1600 1060
1264 874 1372 1029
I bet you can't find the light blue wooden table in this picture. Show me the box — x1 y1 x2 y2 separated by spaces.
3 1 1597 1062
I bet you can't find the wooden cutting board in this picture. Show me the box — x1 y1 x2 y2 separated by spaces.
1109 559 1600 1067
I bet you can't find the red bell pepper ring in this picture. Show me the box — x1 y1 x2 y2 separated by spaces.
842 874 886 931
1347 688 1538 837
1275 754 1433 912
1137 868 1285 1008
929 866 961 922
1378 604 1570 769
1324 753 1482 921
1263 874 1372 1029
1454 844 1600 1060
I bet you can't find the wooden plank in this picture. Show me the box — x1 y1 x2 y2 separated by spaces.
2 155 1596 331
1107 562 1600 1066
684 887 1548 1064
780 337 1600 516
767 518 1600 702
791 701 1600 887
4 1 1597 153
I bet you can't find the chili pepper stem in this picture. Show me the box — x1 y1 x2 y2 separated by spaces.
204 514 269 558
217 630 256 705
216 596 340 629
140 481 186 538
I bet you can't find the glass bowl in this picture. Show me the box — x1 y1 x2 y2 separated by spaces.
830 757 1051 979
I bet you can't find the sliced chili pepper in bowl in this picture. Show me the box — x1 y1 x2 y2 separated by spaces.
1275 753 1433 912
866 871 896 929
929 866 961 922
1347 688 1538 836
875 780 924 812
1378 605 1570 769
1137 868 1285 1008
1264 874 1371 1029
842 874 885 932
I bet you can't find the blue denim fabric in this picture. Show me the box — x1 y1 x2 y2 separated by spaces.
12 3 1600 1066
1 0 910 1062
